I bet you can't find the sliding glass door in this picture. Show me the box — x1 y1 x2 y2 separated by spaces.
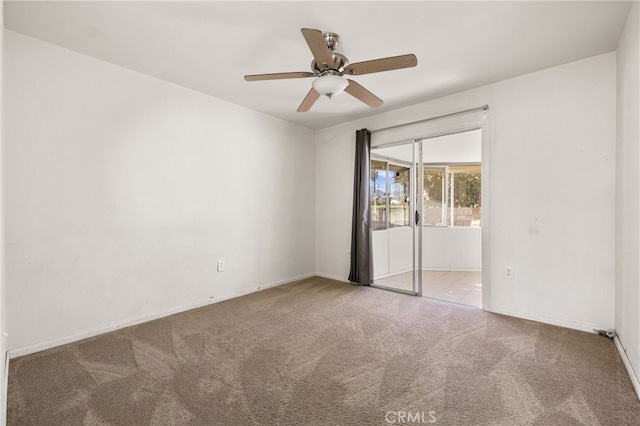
368 108 488 307
369 129 483 306
370 141 422 295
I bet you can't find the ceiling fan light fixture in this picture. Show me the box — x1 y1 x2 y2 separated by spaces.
312 74 349 99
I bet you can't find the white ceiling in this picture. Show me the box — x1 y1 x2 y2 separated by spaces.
4 1 632 130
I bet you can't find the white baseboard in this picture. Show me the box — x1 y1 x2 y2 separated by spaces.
8 273 315 359
374 268 482 280
374 269 413 280
487 306 606 334
615 336 640 400
314 272 349 283
422 267 482 272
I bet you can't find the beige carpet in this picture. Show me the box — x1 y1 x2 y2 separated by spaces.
8 276 640 425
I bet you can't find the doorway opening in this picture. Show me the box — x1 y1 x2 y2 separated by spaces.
371 129 483 308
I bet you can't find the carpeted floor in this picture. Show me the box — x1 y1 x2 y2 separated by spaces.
8 276 640 425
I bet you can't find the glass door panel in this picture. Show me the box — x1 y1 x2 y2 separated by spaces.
370 141 420 295
420 130 483 308
423 166 447 226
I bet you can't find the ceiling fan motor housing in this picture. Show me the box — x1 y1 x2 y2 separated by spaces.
310 32 349 75
311 52 349 75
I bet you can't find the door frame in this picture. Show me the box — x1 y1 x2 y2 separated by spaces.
370 115 491 310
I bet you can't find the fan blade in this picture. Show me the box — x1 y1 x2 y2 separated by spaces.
343 54 417 76
244 72 315 81
344 79 383 108
301 28 333 66
297 88 321 112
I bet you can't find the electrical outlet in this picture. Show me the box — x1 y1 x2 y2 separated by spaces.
504 266 514 279
217 260 225 272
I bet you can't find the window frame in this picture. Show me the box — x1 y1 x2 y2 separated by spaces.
423 162 481 228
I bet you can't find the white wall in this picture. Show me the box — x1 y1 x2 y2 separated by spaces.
373 228 413 277
316 52 617 331
423 227 481 271
374 227 481 279
4 31 316 353
615 1 640 389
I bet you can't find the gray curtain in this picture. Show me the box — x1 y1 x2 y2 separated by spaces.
348 129 374 285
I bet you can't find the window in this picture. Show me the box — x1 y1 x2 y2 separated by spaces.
423 167 445 226
371 160 388 231
423 164 481 227
371 160 411 231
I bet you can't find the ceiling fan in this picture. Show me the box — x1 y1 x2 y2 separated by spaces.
244 28 418 112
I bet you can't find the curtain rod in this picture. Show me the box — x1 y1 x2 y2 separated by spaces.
370 105 489 134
